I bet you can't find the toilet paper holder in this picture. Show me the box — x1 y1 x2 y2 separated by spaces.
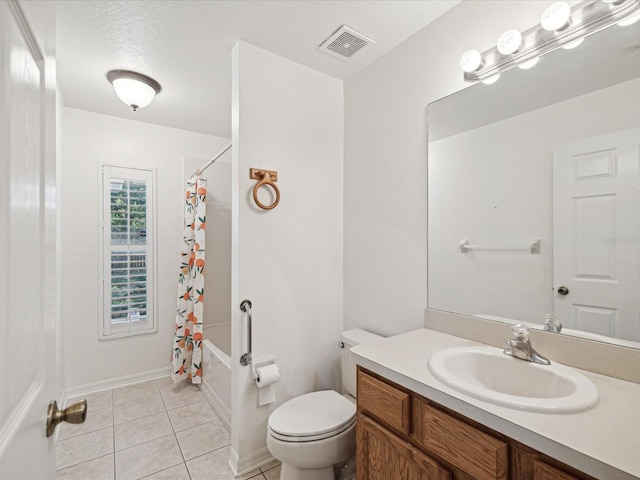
251 356 279 384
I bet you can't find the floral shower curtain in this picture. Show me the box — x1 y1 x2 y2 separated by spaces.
172 177 207 384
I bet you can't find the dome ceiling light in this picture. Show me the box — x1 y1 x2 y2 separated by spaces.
106 70 162 112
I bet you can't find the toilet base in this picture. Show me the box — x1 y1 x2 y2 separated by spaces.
280 462 335 480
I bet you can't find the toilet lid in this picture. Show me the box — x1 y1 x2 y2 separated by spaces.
268 390 356 439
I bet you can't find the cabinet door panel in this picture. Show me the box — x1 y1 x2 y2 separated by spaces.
358 370 411 434
357 415 451 480
534 460 581 480
417 402 508 480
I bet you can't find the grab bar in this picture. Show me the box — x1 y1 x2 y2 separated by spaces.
240 299 252 366
459 238 540 254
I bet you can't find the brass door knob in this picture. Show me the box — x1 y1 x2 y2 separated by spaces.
46 399 87 437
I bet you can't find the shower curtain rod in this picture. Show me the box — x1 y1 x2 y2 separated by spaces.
191 143 232 178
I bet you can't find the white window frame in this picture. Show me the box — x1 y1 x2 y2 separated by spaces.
99 164 158 340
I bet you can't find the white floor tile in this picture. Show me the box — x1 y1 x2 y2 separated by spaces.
113 392 166 425
259 458 281 472
186 447 261 480
56 427 114 471
114 411 174 451
115 434 183 480
113 380 160 407
159 380 205 410
55 454 114 480
175 419 230 461
58 404 114 441
167 400 217 432
155 376 173 386
262 464 281 480
139 462 190 480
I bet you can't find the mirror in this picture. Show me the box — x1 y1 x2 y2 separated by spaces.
427 22 640 348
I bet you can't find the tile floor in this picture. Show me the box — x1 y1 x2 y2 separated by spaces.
56 376 281 480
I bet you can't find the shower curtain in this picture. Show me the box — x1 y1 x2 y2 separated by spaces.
172 177 207 384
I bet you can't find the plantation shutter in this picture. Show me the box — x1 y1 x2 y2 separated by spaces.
100 165 156 338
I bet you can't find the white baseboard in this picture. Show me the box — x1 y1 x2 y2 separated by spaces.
229 445 275 478
199 379 231 432
63 366 171 403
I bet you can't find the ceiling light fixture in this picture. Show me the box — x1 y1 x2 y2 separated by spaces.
106 70 162 112
460 0 640 83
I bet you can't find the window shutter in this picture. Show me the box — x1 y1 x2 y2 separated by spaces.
100 166 156 338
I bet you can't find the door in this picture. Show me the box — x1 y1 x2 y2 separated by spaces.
0 0 57 478
553 128 640 342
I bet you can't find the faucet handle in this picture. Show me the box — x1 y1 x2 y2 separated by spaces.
511 323 530 341
544 314 562 332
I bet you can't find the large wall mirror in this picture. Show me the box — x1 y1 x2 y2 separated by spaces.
427 21 640 348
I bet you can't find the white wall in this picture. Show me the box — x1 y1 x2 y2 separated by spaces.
343 1 566 336
230 41 343 472
60 107 229 389
429 78 640 323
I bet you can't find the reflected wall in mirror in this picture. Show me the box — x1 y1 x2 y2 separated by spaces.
427 21 640 348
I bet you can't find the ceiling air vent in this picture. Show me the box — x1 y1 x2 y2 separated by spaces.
319 25 375 61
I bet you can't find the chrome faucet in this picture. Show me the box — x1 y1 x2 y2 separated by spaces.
503 323 550 365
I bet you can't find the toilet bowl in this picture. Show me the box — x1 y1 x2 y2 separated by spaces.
266 329 383 480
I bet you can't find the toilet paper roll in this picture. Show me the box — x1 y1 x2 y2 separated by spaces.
255 364 280 406
255 364 280 387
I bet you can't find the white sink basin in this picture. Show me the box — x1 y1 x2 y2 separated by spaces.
427 346 599 413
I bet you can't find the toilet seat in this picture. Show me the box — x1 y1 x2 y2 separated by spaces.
268 390 356 443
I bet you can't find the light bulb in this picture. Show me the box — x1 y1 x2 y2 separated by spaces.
459 50 483 73
562 38 584 49
482 74 500 85
518 58 539 70
111 78 156 111
541 1 572 32
618 13 640 26
497 29 523 55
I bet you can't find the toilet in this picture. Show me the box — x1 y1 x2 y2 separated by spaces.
266 329 383 480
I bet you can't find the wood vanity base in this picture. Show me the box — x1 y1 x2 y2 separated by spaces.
356 367 596 480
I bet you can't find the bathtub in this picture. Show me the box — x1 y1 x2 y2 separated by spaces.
200 339 231 431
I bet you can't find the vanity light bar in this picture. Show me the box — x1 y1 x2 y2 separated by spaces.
461 0 640 82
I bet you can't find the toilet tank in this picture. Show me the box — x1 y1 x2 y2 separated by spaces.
340 329 384 398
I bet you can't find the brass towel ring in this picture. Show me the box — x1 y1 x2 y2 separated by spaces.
250 168 280 210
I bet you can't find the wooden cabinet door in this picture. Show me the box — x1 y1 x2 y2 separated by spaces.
413 400 509 480
357 415 451 480
511 446 595 480
533 461 581 480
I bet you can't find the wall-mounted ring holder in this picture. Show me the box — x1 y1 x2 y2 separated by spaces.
250 168 280 210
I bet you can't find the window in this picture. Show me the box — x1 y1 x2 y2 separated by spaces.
100 165 156 338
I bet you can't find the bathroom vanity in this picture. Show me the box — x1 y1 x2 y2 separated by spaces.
352 329 640 480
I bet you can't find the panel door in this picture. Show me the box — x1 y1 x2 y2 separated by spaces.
0 0 57 478
553 128 640 342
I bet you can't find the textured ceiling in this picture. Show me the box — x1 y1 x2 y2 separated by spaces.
56 0 460 138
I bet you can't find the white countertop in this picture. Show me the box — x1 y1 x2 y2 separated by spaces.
351 328 640 480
